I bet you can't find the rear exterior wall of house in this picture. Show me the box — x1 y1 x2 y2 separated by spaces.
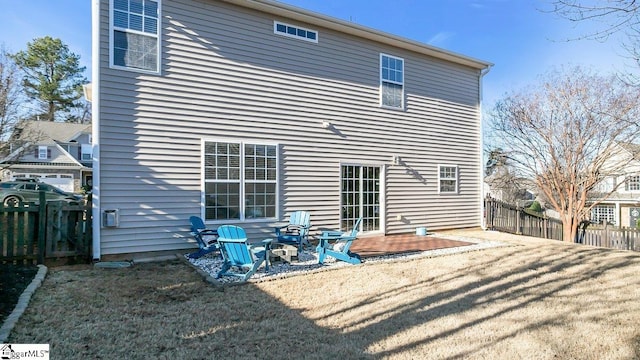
97 0 485 255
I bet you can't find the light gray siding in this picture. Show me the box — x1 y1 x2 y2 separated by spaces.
97 0 486 255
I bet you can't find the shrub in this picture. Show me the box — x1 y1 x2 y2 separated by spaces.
528 201 542 213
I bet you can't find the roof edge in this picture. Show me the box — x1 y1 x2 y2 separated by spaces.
221 0 493 70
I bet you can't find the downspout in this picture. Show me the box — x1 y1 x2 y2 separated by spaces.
91 0 101 260
479 64 493 230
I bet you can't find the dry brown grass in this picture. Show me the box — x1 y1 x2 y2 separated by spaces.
8 229 640 359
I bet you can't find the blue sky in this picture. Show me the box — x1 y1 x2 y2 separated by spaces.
0 0 633 106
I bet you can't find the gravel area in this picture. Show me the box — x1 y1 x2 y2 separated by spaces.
187 233 506 284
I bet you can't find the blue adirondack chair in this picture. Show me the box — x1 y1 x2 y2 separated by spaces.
216 225 273 282
187 216 219 259
274 210 311 251
316 217 363 265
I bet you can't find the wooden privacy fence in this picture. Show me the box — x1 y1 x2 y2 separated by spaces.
485 197 563 241
580 226 640 251
486 197 640 252
0 192 91 264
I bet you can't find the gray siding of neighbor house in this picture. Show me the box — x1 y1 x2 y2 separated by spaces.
97 0 486 255
20 146 69 164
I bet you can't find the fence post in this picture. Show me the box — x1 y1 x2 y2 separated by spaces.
486 197 494 230
37 191 46 264
544 218 549 239
623 227 628 250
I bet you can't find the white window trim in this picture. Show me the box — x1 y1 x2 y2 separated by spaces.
201 139 279 223
379 53 405 110
438 164 459 194
38 146 48 160
338 161 387 235
109 0 162 74
591 204 616 225
625 175 640 191
273 21 319 43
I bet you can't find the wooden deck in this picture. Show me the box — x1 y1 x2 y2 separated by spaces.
348 234 473 258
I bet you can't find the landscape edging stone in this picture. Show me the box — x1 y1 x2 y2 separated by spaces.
0 264 48 343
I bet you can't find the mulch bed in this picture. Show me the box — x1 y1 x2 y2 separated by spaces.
0 264 38 324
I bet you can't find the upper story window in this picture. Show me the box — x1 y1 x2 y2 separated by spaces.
37 146 50 160
380 54 404 109
626 175 640 191
81 144 93 161
203 140 278 222
274 21 318 43
111 0 160 73
438 165 459 194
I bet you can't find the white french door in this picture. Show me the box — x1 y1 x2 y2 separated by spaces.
340 165 381 233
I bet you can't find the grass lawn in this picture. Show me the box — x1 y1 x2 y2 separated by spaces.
6 230 640 359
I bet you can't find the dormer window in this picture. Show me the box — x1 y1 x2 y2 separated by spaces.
37 146 50 160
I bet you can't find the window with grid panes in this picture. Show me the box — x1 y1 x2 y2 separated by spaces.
274 21 318 42
591 205 615 225
380 54 404 109
625 175 640 191
439 165 458 193
111 0 160 72
203 141 277 221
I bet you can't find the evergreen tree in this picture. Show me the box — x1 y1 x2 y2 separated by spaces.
12 36 87 122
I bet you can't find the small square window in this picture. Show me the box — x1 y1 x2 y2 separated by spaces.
438 165 459 194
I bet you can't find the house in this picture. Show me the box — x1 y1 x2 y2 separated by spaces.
0 121 92 192
91 0 492 259
589 142 640 227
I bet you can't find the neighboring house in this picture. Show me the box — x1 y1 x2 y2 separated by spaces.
484 164 537 206
92 0 492 259
0 121 92 192
589 142 640 227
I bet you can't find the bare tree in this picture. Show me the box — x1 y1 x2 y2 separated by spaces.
485 148 532 204
488 66 640 242
552 1 640 75
0 45 22 158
